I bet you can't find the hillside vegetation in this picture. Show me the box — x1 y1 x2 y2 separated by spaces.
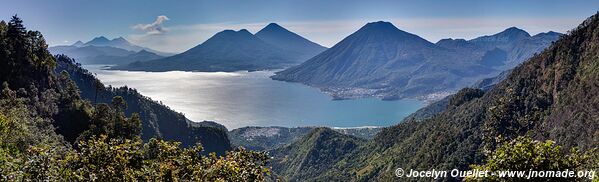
269 128 366 181
55 56 232 155
271 12 599 181
0 16 268 181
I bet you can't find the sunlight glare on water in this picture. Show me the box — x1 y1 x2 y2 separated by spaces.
85 65 424 129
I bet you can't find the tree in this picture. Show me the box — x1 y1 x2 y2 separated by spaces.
112 96 127 112
59 71 81 102
120 113 141 140
467 137 598 182
93 79 103 104
0 16 271 181
7 15 25 39
78 96 140 141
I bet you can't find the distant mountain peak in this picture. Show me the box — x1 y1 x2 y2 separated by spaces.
534 31 562 37
255 23 327 59
470 26 531 44
136 49 152 54
71 40 84 47
265 23 284 29
91 36 109 42
498 27 531 37
349 21 434 47
212 29 255 40
220 29 235 33
256 23 293 35
84 36 111 46
112 37 128 42
259 23 290 33
505 26 523 31
219 29 251 34
369 21 393 25
238 29 251 34
361 21 398 31
437 38 467 44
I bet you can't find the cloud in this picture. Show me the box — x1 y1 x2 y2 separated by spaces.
132 15 170 35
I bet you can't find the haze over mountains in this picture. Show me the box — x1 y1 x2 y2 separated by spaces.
114 23 327 72
272 21 562 100
78 36 173 56
49 36 171 65
51 22 560 101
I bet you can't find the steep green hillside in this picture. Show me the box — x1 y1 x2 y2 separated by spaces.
271 12 599 181
0 16 267 181
354 12 599 181
269 128 366 181
55 56 232 155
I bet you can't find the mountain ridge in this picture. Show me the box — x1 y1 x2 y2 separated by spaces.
255 23 326 60
55 56 231 155
270 128 366 181
270 12 599 181
115 23 326 72
272 23 561 100
80 36 174 56
50 36 174 65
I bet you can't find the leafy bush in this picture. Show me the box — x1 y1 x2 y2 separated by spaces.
467 137 598 182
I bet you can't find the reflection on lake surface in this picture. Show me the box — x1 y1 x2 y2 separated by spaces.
84 65 425 129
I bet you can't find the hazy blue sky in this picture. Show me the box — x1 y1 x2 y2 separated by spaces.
2 0 598 52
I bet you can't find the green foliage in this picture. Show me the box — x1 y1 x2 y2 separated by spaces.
271 12 599 181
67 135 144 180
77 97 141 142
467 137 598 182
111 95 127 111
55 55 233 154
447 88 484 109
0 83 65 152
1 15 56 90
270 127 365 181
1 136 270 181
0 114 6 136
0 16 268 181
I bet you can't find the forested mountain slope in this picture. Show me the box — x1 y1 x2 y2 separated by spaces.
271 12 599 181
269 128 366 181
0 16 268 181
55 56 231 155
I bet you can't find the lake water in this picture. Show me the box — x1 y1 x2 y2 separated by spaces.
84 65 425 129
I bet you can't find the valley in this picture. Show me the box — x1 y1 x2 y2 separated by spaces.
1 1 598 181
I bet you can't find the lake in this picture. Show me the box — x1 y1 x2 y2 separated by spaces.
84 65 425 129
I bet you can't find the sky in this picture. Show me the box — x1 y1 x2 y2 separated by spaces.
2 0 598 53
